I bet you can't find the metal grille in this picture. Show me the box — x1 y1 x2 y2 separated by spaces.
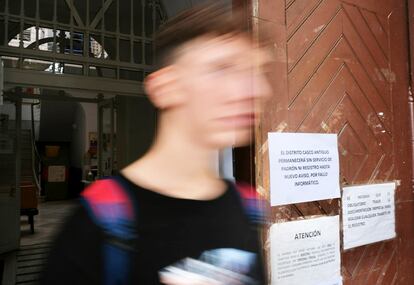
0 0 166 82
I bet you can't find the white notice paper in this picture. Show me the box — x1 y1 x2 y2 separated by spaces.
48 165 66 182
270 216 342 285
342 182 396 250
268 133 340 206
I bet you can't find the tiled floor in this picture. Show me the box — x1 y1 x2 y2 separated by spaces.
20 199 78 246
16 199 78 285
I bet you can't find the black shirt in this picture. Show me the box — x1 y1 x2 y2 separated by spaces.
41 175 264 284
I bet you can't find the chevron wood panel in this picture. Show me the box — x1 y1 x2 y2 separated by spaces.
287 2 393 185
255 0 412 283
288 0 395 283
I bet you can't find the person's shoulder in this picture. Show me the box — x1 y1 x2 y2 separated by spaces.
81 176 131 202
82 176 123 196
80 176 137 234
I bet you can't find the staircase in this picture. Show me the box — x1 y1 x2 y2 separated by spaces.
0 129 38 187
0 133 15 186
20 129 39 231
0 129 35 184
20 130 35 187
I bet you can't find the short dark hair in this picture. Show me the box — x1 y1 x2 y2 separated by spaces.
154 2 248 68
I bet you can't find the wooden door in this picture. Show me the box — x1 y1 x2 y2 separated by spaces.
251 0 414 284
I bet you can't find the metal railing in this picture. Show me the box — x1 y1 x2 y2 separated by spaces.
0 0 165 82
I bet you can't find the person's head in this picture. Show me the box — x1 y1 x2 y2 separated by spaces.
145 2 271 149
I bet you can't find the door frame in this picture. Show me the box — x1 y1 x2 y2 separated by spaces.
408 0 414 189
97 97 116 178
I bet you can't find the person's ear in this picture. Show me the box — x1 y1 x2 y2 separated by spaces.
144 66 185 110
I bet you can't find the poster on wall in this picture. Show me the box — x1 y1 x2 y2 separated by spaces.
88 132 98 158
48 165 66 182
342 182 396 250
268 132 340 206
270 216 342 285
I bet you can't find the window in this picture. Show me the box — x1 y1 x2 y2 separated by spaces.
15 30 31 42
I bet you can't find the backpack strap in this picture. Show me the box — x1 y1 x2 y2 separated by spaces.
80 177 138 285
235 182 268 225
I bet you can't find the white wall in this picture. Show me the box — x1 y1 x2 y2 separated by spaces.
80 102 97 154
0 103 40 121
0 102 40 133
68 102 97 172
219 148 234 180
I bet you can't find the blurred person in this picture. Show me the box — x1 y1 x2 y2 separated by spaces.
41 2 271 285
